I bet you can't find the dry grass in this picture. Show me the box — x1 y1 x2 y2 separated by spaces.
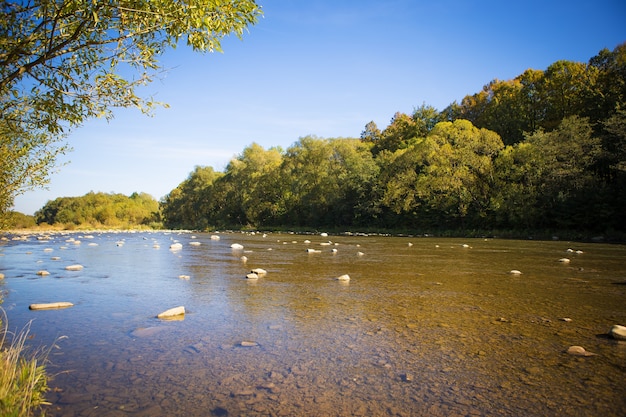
0 310 53 417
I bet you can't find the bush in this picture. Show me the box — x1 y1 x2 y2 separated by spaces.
0 312 53 417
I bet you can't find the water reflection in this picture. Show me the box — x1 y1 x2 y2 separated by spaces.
1 232 625 416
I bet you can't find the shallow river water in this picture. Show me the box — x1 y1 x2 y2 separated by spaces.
1 231 625 417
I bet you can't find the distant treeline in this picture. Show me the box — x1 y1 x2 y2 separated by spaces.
33 44 626 236
160 44 626 235
35 191 160 229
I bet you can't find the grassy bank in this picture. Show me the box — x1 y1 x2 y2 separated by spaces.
0 312 51 417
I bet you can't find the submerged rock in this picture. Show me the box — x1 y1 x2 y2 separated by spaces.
609 324 626 341
131 327 167 338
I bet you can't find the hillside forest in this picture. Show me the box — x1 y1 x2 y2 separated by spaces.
31 44 626 236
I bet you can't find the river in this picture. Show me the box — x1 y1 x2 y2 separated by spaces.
1 231 625 416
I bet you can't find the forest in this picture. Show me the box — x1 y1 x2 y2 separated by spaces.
33 43 625 237
34 191 160 229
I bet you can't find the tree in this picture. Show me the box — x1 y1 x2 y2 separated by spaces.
0 0 262 223
218 143 284 227
160 166 222 229
523 116 602 229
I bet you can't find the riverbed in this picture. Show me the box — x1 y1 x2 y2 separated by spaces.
1 231 625 416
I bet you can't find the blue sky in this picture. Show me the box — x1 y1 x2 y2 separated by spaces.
13 0 626 215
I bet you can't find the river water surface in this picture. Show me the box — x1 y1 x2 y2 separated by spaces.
1 231 625 416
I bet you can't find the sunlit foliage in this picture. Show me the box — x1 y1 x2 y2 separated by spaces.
0 0 262 225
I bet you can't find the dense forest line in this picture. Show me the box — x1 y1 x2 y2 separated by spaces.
159 44 625 235
31 44 625 237
34 191 160 229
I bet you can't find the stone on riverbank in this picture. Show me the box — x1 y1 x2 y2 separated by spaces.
609 324 626 341
29 302 74 310
157 306 185 319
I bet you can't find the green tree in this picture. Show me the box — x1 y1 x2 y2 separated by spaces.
161 166 222 229
0 0 262 225
217 143 284 227
277 136 377 227
523 116 603 229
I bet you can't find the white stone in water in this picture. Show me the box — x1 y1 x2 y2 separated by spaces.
65 264 84 271
240 341 259 347
251 268 267 275
246 272 259 280
157 306 185 319
169 242 183 250
357 251 365 256
231 243 244 250
189 241 201 246
29 302 73 310
210 235 220 240
609 324 626 341
36 270 50 276
558 258 571 263
566 345 596 356
179 275 190 280
509 270 522 275
335 274 350 281
306 248 321 253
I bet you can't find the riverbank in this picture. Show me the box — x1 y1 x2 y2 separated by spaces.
3 224 625 244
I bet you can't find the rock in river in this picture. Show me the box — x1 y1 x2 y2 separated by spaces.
609 324 626 341
157 306 185 319
566 345 597 357
30 302 74 310
65 264 84 271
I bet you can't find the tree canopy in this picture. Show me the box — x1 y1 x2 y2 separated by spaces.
35 191 160 228
0 0 262 224
158 43 626 236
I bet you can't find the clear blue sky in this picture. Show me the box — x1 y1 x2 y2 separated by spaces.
13 0 626 215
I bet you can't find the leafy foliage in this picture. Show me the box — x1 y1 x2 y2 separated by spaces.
161 44 626 235
0 0 262 225
35 191 160 228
